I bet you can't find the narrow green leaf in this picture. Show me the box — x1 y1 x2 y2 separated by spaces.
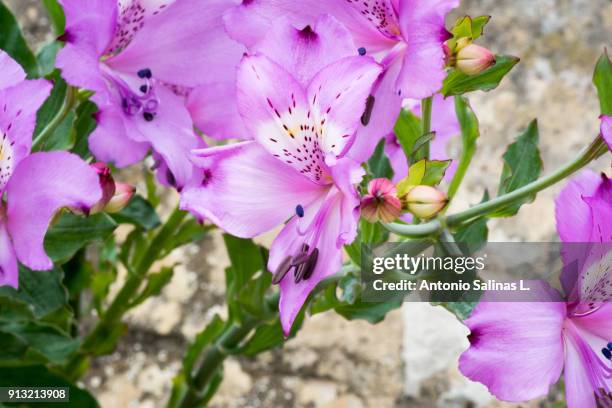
442 55 519 96
367 139 394 179
183 315 225 377
42 0 66 34
72 101 98 160
241 322 285 356
129 267 174 307
394 109 422 163
36 42 62 77
493 120 543 216
593 50 612 115
111 195 161 230
0 2 39 76
471 16 491 39
44 213 118 265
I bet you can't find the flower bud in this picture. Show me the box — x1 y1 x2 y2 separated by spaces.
456 44 496 75
91 162 116 208
361 178 402 223
103 182 136 213
404 185 448 219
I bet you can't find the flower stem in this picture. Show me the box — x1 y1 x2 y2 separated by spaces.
62 207 188 380
32 86 77 151
386 135 608 238
414 96 433 161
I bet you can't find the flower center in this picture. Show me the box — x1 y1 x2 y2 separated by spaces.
0 133 15 192
272 195 337 285
106 68 159 122
566 325 612 399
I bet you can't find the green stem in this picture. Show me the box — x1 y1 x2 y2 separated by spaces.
446 136 607 227
63 207 187 380
414 96 433 161
32 86 77 151
173 270 349 408
386 135 608 238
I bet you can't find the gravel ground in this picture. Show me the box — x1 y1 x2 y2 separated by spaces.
4 0 611 407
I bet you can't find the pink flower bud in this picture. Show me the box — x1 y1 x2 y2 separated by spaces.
361 178 402 223
91 162 116 210
404 185 448 219
103 182 136 213
456 44 496 75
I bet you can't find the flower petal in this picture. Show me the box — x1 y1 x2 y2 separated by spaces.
187 82 251 141
88 104 150 168
458 282 566 402
223 0 395 53
347 55 403 163
6 152 102 270
180 141 327 238
0 219 18 288
601 115 612 151
56 44 111 105
59 0 117 55
253 15 355 87
275 192 351 335
563 320 612 408
0 50 26 90
556 170 602 243
396 0 458 99
129 86 202 190
236 54 332 183
107 0 244 88
307 56 382 157
0 79 52 169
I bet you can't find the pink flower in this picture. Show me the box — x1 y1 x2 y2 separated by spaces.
180 18 382 335
361 178 402 223
56 0 243 189
224 0 459 162
459 171 612 407
0 51 102 288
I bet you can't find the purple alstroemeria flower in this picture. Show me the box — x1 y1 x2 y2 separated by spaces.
180 17 382 334
224 0 459 161
56 0 243 189
458 171 612 408
0 51 102 288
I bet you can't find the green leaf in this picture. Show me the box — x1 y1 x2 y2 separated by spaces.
593 50 612 115
471 16 491 39
394 109 422 163
34 73 66 135
42 0 66 34
129 267 174 308
0 266 68 319
111 195 161 230
0 319 79 364
493 120 543 216
45 213 118 265
36 42 62 77
454 217 489 255
161 218 209 257
223 235 266 291
0 365 99 407
367 139 394 179
397 159 451 196
0 2 39 76
72 101 98 160
182 315 225 377
442 55 519 96
241 322 285 356
455 96 480 154
438 301 478 321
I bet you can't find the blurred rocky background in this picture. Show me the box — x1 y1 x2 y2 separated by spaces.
4 0 611 407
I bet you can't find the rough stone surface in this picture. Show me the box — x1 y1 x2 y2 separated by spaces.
4 0 610 407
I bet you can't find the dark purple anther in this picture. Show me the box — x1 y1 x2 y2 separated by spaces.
140 85 148 93
143 112 154 121
358 47 367 56
137 68 152 79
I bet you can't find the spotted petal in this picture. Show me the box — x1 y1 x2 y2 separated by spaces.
6 152 102 271
307 56 382 157
237 54 332 183
107 0 244 89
